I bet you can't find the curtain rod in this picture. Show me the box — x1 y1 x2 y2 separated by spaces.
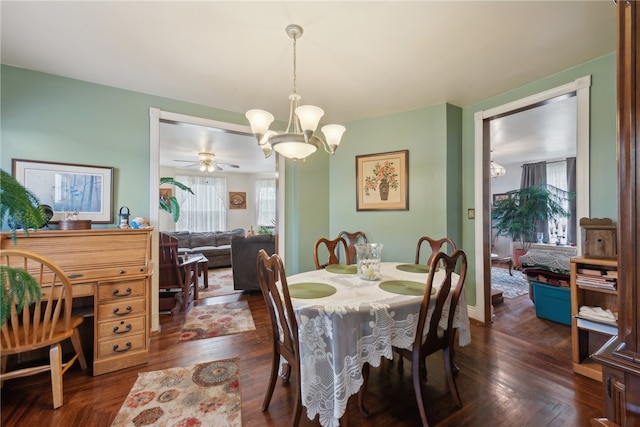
521 158 572 167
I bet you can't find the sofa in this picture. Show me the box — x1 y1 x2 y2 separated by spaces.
163 229 245 269
231 234 276 291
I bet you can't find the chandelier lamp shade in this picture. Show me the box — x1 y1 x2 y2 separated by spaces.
490 159 506 178
245 24 346 160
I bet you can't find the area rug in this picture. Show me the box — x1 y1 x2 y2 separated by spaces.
491 267 529 299
111 358 241 427
179 301 256 342
199 267 241 299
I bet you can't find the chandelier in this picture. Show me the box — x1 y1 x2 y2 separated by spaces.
490 159 506 178
246 24 345 160
199 152 216 173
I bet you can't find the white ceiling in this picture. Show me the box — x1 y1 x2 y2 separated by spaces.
1 1 614 169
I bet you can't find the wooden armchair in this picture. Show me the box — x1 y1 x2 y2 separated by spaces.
313 236 349 270
0 249 88 409
415 236 457 267
359 250 468 426
338 231 368 264
159 232 198 314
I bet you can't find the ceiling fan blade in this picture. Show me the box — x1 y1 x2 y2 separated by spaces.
216 162 240 168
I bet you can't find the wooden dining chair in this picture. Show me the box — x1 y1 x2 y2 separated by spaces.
338 230 368 264
0 249 88 409
256 249 302 427
158 232 198 314
359 249 468 426
414 236 457 266
313 236 349 270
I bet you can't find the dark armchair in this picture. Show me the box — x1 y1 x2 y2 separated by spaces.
231 234 276 291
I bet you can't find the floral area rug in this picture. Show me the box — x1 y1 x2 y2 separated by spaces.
491 267 529 299
111 358 241 427
179 301 256 342
199 267 241 299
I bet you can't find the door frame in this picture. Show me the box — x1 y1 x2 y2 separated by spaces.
148 108 286 331
472 76 591 324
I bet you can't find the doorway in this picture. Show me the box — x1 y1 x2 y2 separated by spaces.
148 108 286 331
472 76 591 325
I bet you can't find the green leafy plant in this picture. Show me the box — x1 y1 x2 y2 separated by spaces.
0 169 47 325
159 177 194 223
491 184 573 250
257 226 273 235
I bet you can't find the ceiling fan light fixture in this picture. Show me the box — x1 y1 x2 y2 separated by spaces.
246 24 345 161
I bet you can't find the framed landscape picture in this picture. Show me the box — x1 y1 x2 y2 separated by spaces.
356 150 409 211
12 158 114 223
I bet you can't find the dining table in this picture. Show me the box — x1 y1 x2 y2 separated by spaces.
282 261 471 427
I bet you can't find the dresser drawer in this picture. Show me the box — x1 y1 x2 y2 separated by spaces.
97 333 146 359
98 298 146 321
98 279 146 302
97 315 146 340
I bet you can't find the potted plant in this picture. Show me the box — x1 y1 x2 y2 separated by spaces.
0 169 48 325
491 184 573 263
159 177 194 223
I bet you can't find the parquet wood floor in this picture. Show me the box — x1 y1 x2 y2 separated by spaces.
1 287 602 426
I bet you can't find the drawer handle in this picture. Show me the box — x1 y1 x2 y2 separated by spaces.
68 274 84 279
113 323 132 334
113 342 131 353
112 287 132 297
119 270 126 275
113 306 132 316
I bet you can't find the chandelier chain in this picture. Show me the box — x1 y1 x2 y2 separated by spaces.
292 33 297 94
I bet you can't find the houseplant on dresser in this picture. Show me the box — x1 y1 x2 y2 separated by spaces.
0 169 48 325
491 184 573 267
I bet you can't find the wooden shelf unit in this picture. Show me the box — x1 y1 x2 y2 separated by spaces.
570 257 618 382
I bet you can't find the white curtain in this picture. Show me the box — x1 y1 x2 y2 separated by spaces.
175 175 226 232
546 161 569 243
255 178 276 228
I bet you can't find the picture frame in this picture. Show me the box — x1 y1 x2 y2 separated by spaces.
356 150 409 211
492 193 509 204
229 191 247 209
12 159 114 223
159 188 173 204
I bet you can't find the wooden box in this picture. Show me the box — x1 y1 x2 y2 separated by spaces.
58 219 92 230
580 217 617 259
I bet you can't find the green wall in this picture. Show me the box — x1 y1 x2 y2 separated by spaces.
330 103 463 264
458 53 617 305
0 64 330 274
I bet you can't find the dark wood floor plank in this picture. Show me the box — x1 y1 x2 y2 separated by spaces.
1 285 604 426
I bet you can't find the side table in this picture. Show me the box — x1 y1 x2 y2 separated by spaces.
183 253 209 299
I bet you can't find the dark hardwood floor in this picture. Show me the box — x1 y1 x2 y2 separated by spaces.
1 278 603 426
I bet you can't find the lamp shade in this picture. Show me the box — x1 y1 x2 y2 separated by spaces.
295 105 324 132
272 141 317 160
246 109 275 135
321 124 346 148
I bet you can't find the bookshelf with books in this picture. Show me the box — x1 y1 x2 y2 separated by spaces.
570 257 618 381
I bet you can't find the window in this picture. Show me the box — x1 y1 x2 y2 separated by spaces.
546 161 569 243
176 175 226 231
255 178 276 230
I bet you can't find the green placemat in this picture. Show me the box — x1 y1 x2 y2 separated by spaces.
288 282 337 299
326 264 357 274
379 280 436 296
396 264 433 273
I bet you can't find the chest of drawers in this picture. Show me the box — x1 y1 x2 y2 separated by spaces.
1 228 152 375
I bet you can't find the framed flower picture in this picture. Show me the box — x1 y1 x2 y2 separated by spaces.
356 150 409 211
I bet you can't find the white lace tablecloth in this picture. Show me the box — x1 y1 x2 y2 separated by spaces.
283 262 471 427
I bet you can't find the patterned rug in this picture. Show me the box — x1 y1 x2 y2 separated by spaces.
111 358 241 427
491 267 529 299
179 301 256 342
199 267 241 299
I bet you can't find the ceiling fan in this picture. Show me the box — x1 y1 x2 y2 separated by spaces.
174 152 240 173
